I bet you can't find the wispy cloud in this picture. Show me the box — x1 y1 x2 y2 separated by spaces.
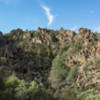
41 5 54 26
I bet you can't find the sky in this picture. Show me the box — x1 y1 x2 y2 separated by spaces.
0 0 100 33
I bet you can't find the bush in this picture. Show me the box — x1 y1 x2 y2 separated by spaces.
15 80 30 100
49 55 68 89
0 57 7 65
66 66 78 82
59 91 77 100
5 75 20 96
0 66 12 76
78 89 100 100
4 75 53 100
0 66 12 90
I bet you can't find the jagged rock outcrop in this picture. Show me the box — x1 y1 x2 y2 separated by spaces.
57 29 75 45
0 27 100 92
75 28 97 47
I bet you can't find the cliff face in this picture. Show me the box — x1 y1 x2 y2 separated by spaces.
0 27 100 92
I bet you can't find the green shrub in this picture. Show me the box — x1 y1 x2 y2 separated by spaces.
0 66 12 90
15 80 30 100
66 66 78 82
78 89 100 100
0 66 12 76
0 57 7 64
49 55 68 89
5 75 20 92
4 75 53 100
54 90 78 100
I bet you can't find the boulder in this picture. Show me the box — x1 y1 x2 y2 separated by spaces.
65 30 75 38
79 28 91 35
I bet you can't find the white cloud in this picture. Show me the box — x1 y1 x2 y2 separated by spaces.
41 5 54 26
94 26 100 33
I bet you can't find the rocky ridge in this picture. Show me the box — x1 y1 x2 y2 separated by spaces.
0 27 100 92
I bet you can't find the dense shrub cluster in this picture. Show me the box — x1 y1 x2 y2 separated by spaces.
0 67 53 100
78 89 100 100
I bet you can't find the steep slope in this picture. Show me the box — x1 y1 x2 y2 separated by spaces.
0 27 100 94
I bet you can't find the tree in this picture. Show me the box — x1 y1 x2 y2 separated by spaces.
49 55 68 89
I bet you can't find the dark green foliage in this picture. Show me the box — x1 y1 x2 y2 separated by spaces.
0 66 12 91
0 66 12 76
0 74 54 100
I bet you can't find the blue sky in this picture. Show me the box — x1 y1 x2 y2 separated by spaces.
0 0 100 33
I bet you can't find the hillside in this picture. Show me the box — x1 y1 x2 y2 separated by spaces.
0 27 100 100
